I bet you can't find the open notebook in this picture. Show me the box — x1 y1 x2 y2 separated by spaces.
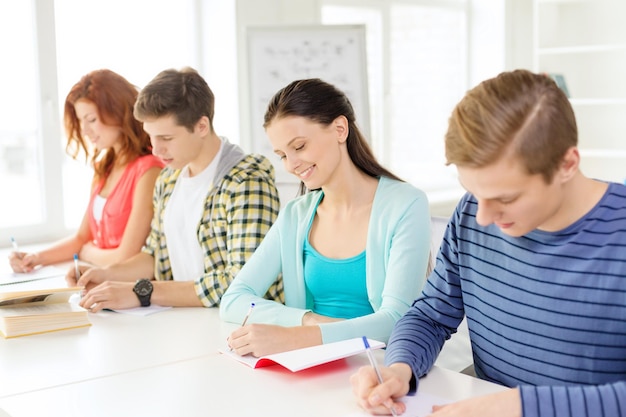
220 337 385 372
0 266 66 287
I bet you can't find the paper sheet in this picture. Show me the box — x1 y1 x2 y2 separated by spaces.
67 294 171 316
109 305 172 316
343 391 451 417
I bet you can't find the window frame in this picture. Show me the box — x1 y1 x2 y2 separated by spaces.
320 0 471 209
0 0 66 246
1 0 238 248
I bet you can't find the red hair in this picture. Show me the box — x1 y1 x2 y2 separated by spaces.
64 69 152 179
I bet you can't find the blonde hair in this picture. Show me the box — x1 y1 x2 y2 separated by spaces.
445 69 577 183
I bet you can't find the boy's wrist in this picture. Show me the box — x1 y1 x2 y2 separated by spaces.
389 363 415 393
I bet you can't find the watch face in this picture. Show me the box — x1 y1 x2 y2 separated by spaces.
134 279 153 296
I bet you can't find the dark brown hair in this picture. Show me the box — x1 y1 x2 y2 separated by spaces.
133 67 215 133
264 78 401 193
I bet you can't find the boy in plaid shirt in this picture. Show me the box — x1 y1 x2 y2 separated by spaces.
69 67 281 310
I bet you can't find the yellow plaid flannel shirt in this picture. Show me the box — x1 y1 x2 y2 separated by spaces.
142 153 283 306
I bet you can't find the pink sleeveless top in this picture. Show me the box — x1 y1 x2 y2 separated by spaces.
87 154 164 249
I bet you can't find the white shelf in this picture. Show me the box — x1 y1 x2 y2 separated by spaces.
535 0 626 48
570 98 626 106
538 44 626 55
534 0 626 183
537 0 595 3
580 149 626 158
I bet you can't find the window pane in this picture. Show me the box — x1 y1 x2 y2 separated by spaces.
321 6 383 156
54 0 199 228
322 2 467 194
1 0 236 244
389 4 466 191
0 1 44 228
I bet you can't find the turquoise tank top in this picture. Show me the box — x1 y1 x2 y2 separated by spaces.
303 198 374 319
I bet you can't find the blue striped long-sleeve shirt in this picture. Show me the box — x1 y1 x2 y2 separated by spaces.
385 182 626 417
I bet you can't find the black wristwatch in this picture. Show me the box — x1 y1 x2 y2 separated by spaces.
133 279 153 307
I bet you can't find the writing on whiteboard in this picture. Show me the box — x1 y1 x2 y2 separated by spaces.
246 25 370 166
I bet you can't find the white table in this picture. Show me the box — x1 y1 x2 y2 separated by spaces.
0 252 230 398
0 305 505 417
0 306 227 397
0 249 505 416
0 343 503 417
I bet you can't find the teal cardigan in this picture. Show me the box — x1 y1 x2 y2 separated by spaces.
219 176 431 344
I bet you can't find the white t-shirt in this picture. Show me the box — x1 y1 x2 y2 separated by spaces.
163 141 223 282
92 195 106 223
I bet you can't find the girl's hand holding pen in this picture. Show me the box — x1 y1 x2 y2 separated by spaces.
8 237 41 273
228 323 298 357
8 251 39 273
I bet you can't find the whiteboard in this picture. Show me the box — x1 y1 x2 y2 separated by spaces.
246 24 370 171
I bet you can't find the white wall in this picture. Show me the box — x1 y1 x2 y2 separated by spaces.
503 0 534 71
235 0 321 154
234 0 515 212
235 0 522 153
235 0 322 206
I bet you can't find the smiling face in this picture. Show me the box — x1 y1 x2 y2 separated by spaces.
266 115 348 189
74 99 122 152
457 154 571 237
142 114 207 171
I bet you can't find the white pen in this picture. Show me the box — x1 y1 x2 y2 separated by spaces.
73 254 83 299
73 253 80 281
241 302 255 326
73 253 86 300
10 236 26 264
362 336 398 417
229 302 256 352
